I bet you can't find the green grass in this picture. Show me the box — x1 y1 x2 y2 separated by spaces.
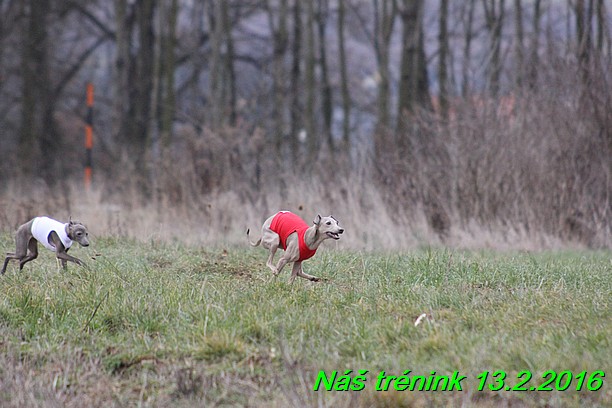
0 235 610 407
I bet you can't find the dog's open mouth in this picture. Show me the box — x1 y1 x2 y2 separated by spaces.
326 232 341 240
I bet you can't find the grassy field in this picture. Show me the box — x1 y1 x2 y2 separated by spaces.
0 235 610 407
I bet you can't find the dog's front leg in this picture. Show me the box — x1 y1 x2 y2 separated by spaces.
18 238 39 271
50 232 85 269
56 250 85 269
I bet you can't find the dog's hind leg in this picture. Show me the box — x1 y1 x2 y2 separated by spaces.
1 255 16 275
273 255 291 277
2 251 25 274
296 264 320 282
2 229 31 274
262 231 281 273
18 238 38 270
289 261 302 283
266 245 279 272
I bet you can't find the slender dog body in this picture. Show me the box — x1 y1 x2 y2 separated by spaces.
247 211 344 282
1 216 89 275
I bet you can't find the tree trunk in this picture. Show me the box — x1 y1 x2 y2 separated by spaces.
19 0 40 179
337 0 351 149
513 0 524 89
438 0 449 119
373 0 395 133
158 0 177 150
482 0 505 97
575 0 594 85
113 0 131 149
595 1 610 55
19 0 59 183
206 1 235 129
133 0 155 176
527 0 541 90
223 2 237 127
461 0 476 98
208 1 223 130
397 0 431 124
316 0 333 151
267 0 289 155
304 0 318 161
113 0 156 191
368 0 396 159
289 0 302 162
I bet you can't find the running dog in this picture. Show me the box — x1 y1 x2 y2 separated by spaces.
1 216 89 274
247 211 344 282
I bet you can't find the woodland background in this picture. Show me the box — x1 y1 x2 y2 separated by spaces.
0 0 610 249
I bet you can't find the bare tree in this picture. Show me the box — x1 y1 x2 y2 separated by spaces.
266 0 289 155
372 0 396 131
316 0 333 151
397 0 431 123
575 0 592 67
18 0 43 179
438 0 450 119
207 1 235 130
289 0 302 162
514 0 524 88
527 0 541 90
224 3 237 127
134 0 155 180
157 0 178 151
113 0 130 142
19 0 60 183
482 0 505 97
337 0 351 149
461 0 476 97
349 0 396 157
304 0 318 160
595 0 611 54
112 0 158 189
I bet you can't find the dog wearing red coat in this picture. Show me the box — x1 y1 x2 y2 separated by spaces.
247 211 344 282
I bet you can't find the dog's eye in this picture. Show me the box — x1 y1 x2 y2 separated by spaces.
326 221 331 225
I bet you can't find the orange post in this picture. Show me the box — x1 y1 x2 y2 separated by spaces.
85 83 94 189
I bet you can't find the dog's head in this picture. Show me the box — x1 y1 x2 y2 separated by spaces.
314 215 344 240
67 220 90 247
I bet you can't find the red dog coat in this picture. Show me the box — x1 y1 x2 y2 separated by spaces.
270 211 317 261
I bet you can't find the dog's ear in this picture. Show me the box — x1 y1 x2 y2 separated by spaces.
313 214 322 226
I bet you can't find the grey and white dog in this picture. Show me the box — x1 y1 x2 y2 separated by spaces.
1 216 90 274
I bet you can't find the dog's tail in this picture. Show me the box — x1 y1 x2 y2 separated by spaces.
246 228 261 247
